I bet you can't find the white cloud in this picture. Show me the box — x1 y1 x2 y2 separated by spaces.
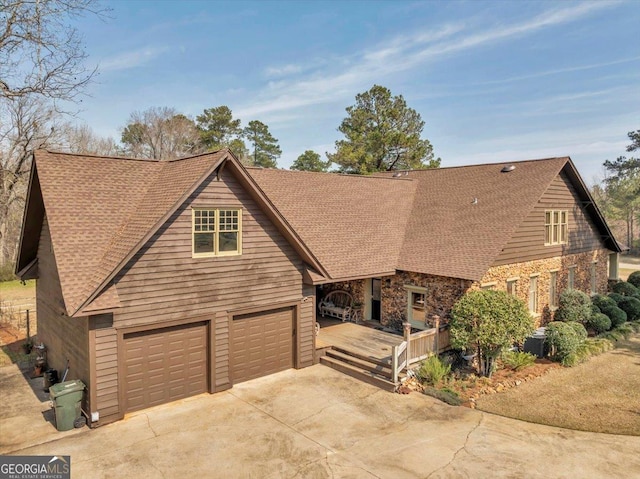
100 46 170 72
236 1 617 120
264 63 303 78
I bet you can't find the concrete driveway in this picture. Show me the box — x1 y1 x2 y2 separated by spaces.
2 364 640 478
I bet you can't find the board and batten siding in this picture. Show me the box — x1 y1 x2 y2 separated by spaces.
36 216 90 410
109 167 311 395
493 170 605 266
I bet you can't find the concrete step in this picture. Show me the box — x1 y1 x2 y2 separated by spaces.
325 349 393 379
320 355 397 392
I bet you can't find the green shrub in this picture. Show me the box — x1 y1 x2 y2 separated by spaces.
501 351 536 371
601 305 627 328
617 296 640 322
567 321 588 340
545 321 583 362
422 386 463 406
554 290 592 324
591 294 617 312
628 271 640 289
601 323 635 342
586 313 611 334
566 338 614 366
450 290 534 377
608 292 624 304
0 264 16 282
416 355 451 385
611 281 639 297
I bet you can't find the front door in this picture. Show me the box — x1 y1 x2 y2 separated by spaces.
371 278 382 321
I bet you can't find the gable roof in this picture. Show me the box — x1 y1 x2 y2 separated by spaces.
18 149 324 317
17 151 624 316
249 157 624 282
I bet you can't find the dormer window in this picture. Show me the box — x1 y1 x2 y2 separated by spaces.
545 210 568 245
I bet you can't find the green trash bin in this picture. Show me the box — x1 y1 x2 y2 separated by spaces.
49 380 85 431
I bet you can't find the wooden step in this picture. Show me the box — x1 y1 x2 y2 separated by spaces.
325 349 393 379
330 346 392 369
320 355 397 392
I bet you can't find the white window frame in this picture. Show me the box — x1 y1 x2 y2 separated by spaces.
549 270 559 310
192 208 242 257
528 274 539 315
545 210 568 245
568 265 576 290
480 281 497 290
506 277 518 296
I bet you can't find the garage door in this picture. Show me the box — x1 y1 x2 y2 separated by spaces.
231 307 294 384
123 322 208 413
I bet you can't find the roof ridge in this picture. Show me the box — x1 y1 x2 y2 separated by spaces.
43 149 160 162
250 168 415 182
402 156 569 173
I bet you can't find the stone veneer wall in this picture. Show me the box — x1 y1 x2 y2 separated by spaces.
382 272 472 330
477 248 610 325
315 248 610 331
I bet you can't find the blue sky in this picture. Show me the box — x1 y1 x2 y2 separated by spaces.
73 0 639 183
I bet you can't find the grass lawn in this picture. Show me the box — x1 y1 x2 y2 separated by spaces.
0 279 35 302
475 333 640 436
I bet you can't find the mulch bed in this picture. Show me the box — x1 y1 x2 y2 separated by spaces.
405 358 560 408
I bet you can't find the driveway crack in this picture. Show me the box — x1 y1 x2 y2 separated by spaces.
425 412 484 478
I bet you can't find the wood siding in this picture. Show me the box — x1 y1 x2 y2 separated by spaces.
90 313 119 424
494 171 605 266
36 216 90 409
107 168 311 405
300 285 316 368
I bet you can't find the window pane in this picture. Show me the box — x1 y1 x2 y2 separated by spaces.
553 211 559 223
561 224 567 243
411 292 425 323
218 232 238 252
553 224 559 243
545 225 551 244
219 210 239 231
545 211 551 224
194 233 214 253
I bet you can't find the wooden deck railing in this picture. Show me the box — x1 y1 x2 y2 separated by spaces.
391 319 451 383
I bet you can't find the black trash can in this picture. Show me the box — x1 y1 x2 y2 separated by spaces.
43 369 59 392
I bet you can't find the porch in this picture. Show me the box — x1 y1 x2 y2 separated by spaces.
315 317 451 390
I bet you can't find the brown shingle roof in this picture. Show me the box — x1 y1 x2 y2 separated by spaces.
34 149 227 315
247 168 417 280
23 151 622 315
397 157 570 280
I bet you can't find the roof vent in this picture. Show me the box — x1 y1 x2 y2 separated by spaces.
501 165 516 173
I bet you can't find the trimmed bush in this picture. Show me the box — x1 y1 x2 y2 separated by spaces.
608 292 624 304
568 321 588 340
628 271 640 289
554 289 592 324
501 351 536 371
417 355 451 385
611 281 639 297
591 294 617 312
587 313 611 334
602 305 627 328
617 296 640 322
545 321 583 363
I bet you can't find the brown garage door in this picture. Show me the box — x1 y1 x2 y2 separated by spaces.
231 307 294 384
123 322 208 413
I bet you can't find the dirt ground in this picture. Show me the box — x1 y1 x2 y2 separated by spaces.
476 333 640 436
0 280 36 367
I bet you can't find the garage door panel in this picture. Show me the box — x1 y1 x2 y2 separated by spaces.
231 307 294 384
123 322 208 413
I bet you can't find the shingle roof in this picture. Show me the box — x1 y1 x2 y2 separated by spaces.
247 168 417 279
20 151 622 316
396 157 570 280
34 149 228 315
